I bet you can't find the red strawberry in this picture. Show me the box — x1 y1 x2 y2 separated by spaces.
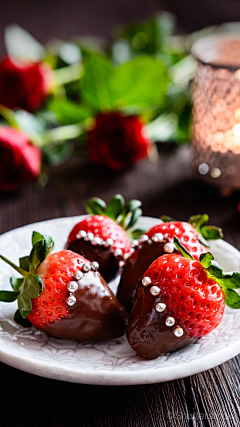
66 195 144 282
147 214 223 260
0 232 127 341
126 237 240 359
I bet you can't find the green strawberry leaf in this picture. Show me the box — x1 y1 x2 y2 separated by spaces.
188 214 209 229
0 290 19 302
48 99 91 125
197 232 210 248
32 231 44 246
125 199 142 214
23 274 43 298
201 226 223 240
14 309 32 327
86 197 107 215
105 194 125 220
160 215 176 222
29 233 54 272
18 293 32 319
174 236 195 260
19 255 29 271
126 208 143 230
222 288 240 309
130 228 147 239
10 277 24 292
218 272 240 289
199 252 214 268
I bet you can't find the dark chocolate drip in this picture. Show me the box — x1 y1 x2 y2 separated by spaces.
126 286 197 360
117 239 171 313
67 239 119 282
41 270 127 341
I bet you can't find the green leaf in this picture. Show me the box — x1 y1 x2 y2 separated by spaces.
218 272 240 290
199 252 214 269
126 208 142 230
0 290 18 302
125 199 142 214
197 232 210 248
32 231 44 246
110 56 169 109
18 293 32 319
10 277 24 292
19 256 29 271
106 195 125 220
86 197 107 215
188 214 209 229
81 54 113 112
23 274 43 298
160 215 176 223
14 309 32 327
5 24 45 62
222 288 240 309
29 239 45 272
174 236 195 260
43 235 54 257
48 99 91 125
130 228 147 239
201 226 223 240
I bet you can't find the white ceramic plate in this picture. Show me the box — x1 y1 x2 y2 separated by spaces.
0 216 240 385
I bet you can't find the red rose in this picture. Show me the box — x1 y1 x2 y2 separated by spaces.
0 126 41 192
0 57 52 112
87 112 152 171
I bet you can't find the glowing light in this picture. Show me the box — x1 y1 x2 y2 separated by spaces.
233 123 240 137
235 69 240 79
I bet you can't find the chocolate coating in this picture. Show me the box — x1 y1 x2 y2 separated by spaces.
67 239 119 282
127 286 197 359
117 239 173 312
42 270 127 341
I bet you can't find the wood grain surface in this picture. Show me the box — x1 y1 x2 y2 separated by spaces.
1 146 240 427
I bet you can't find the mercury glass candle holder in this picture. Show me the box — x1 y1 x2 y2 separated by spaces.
192 34 240 191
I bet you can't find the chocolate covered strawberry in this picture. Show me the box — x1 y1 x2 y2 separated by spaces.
127 236 240 360
0 232 127 340
66 195 144 282
117 214 222 312
117 233 177 312
147 214 223 260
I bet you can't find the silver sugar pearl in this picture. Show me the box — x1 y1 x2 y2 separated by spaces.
74 270 83 280
155 302 166 313
142 276 152 287
114 248 123 258
104 238 113 248
151 233 164 243
91 261 99 271
77 259 84 266
148 239 152 245
119 260 125 268
124 252 131 261
68 281 78 293
77 230 87 239
163 242 175 254
92 236 102 246
150 286 160 296
66 294 77 306
139 235 149 244
87 232 94 241
131 240 139 248
165 317 176 327
174 326 184 337
82 262 91 272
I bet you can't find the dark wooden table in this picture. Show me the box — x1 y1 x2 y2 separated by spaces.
1 145 240 427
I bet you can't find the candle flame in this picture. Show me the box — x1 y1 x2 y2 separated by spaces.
232 123 240 137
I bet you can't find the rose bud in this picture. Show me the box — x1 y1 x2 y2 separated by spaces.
0 126 41 192
87 112 153 171
0 57 52 112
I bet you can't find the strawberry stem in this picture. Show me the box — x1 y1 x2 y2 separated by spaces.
0 255 28 277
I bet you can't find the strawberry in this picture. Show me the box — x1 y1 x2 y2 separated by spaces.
117 233 177 312
147 214 223 260
0 232 127 340
126 236 240 359
66 194 144 282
